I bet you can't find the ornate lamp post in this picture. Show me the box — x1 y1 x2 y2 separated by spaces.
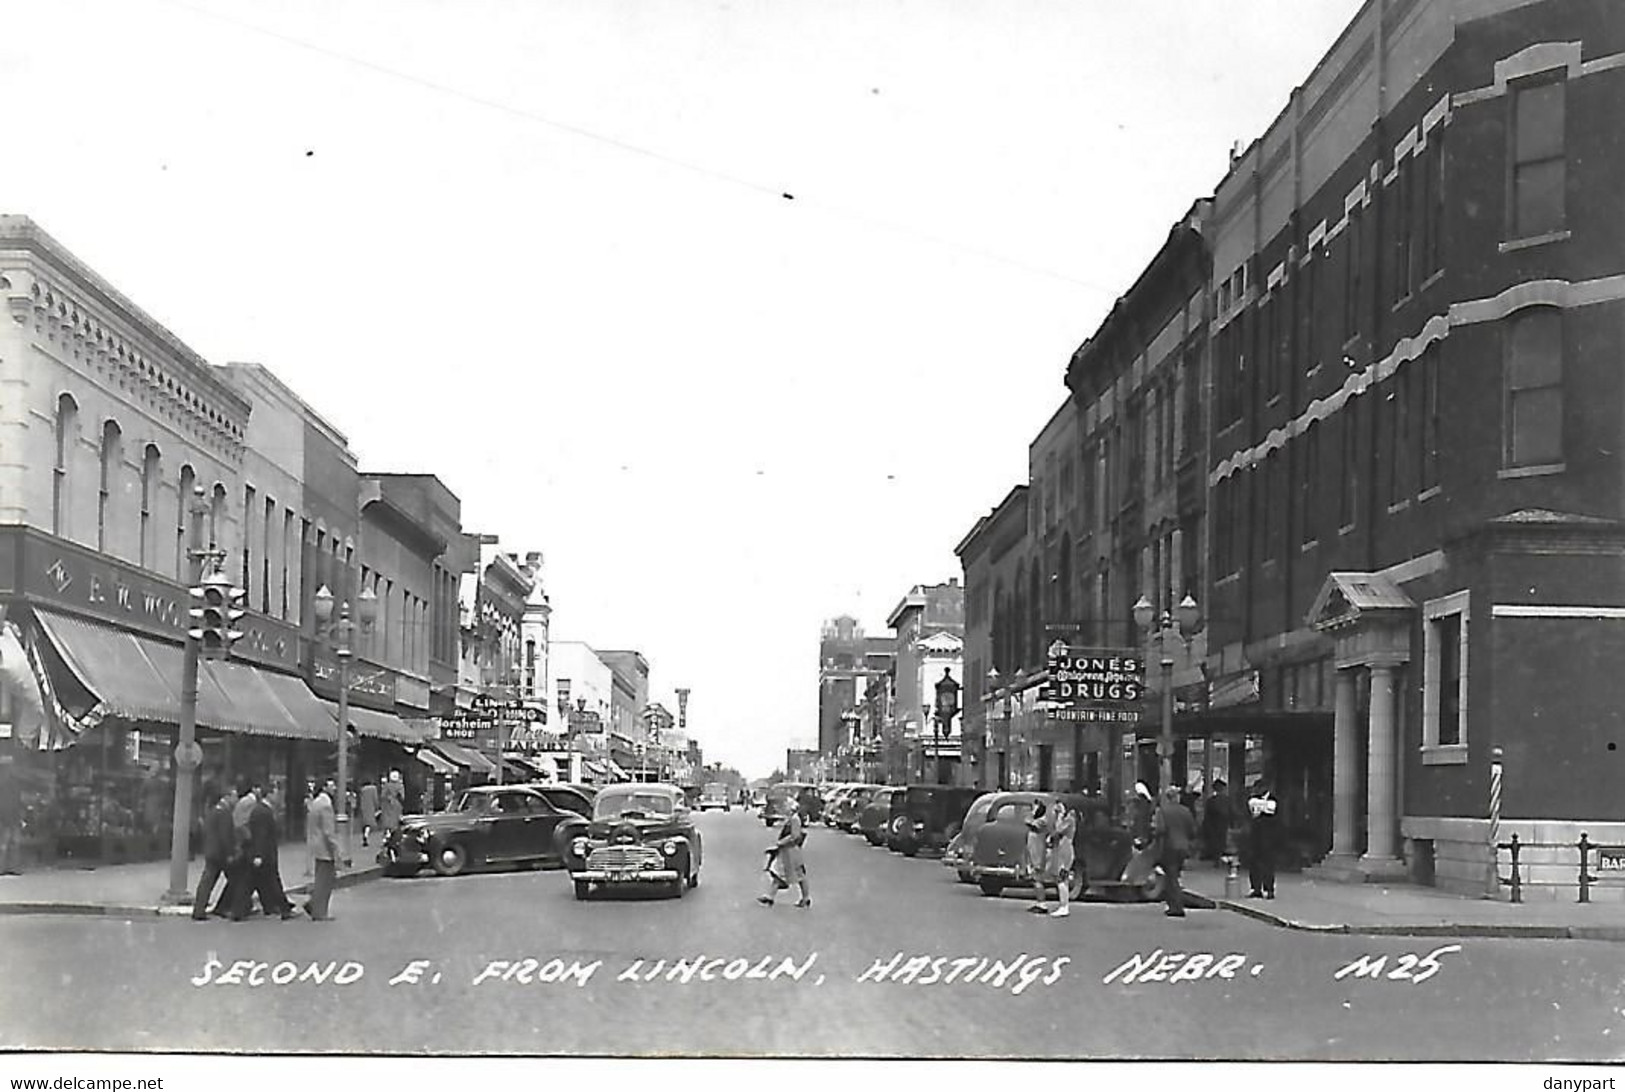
1133 592 1201 794
314 582 378 866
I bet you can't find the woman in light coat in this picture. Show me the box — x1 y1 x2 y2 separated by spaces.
759 802 811 908
379 770 406 834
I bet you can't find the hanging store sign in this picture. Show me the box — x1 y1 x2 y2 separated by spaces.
1041 644 1146 714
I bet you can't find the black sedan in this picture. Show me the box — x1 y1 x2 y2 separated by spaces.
379 785 587 878
563 783 702 899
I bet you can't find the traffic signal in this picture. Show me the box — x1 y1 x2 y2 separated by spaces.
188 568 247 659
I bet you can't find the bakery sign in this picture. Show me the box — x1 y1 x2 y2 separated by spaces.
1041 642 1146 719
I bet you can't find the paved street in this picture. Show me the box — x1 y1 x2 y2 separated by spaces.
2 811 1622 1061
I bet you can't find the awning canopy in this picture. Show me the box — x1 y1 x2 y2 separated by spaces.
416 748 459 776
33 610 323 740
431 740 497 775
324 701 426 744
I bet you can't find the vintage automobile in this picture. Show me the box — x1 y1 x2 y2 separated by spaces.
563 782 703 899
941 791 1001 882
533 783 595 817
699 783 732 811
761 782 816 826
831 784 886 832
969 792 1191 904
857 787 904 845
887 784 982 856
378 785 587 878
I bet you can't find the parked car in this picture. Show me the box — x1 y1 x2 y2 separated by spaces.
831 784 886 831
969 793 1174 903
378 785 587 878
562 782 703 899
820 784 862 825
699 783 732 811
533 783 595 818
887 784 982 856
761 782 815 826
941 791 1001 883
857 787 904 846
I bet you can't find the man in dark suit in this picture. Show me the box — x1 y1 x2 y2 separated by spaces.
191 786 238 921
212 778 257 917
235 781 296 921
1152 786 1198 918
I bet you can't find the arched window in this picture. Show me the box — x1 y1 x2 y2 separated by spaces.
209 482 227 551
53 394 78 537
1012 562 1026 670
97 420 122 553
176 464 196 578
139 444 161 569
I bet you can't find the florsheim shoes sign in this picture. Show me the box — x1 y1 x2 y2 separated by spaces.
1040 641 1146 723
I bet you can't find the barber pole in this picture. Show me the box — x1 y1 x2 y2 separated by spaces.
1488 746 1504 895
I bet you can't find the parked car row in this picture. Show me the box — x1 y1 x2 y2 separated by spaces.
792 781 1174 905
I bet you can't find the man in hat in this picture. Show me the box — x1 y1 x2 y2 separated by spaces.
1152 786 1198 919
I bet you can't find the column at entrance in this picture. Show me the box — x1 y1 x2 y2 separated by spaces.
1331 667 1360 861
1361 661 1404 877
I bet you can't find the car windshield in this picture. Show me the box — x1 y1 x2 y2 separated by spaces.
452 792 495 814
594 789 676 819
965 795 996 823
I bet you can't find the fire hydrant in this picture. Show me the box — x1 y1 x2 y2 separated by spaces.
1223 855 1241 900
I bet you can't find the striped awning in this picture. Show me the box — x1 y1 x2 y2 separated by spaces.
431 740 498 775
416 748 459 776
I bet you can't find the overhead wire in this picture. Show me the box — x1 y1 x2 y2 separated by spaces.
153 0 1116 294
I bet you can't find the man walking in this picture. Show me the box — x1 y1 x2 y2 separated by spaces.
379 770 405 835
1152 786 1198 918
307 777 342 922
191 786 238 921
1201 779 1232 863
213 777 257 917
236 781 296 921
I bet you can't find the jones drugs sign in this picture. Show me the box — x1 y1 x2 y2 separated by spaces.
1041 645 1146 712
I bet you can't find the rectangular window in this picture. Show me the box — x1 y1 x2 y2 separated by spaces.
1511 79 1566 238
1297 425 1320 545
1214 479 1233 576
1425 133 1445 274
1181 353 1201 457
1181 515 1202 598
1344 209 1363 344
1302 250 1319 378
1340 399 1359 529
1389 370 1411 503
241 485 255 602
1505 308 1563 467
1394 156 1413 300
1423 591 1469 757
1263 297 1280 402
1420 350 1441 491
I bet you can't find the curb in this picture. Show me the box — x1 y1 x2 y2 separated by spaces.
0 865 385 922
1200 892 1625 941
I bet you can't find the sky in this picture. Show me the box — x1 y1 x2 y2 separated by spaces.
1 0 1365 778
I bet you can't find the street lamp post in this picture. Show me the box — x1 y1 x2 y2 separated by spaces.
314 583 378 867
933 667 960 787
1133 593 1201 794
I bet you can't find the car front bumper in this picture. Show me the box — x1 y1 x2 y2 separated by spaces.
572 869 681 882
971 864 1030 883
379 842 429 868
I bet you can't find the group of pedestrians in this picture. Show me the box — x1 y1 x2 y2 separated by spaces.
192 776 351 923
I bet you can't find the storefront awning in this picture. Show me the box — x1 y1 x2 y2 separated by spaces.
33 610 177 723
416 748 460 776
431 740 498 775
33 610 319 740
322 702 425 744
604 759 630 782
261 672 339 738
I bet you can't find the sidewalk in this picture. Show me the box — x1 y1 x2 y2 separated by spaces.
0 842 382 919
1181 861 1625 941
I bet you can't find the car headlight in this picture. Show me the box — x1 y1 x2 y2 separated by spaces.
662 839 679 857
570 837 589 857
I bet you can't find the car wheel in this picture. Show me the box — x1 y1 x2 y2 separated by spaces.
432 843 469 877
978 878 1006 898
1067 870 1087 901
957 869 974 884
573 879 591 900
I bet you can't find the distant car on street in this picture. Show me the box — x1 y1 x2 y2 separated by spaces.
761 782 815 826
830 784 886 831
699 783 731 811
888 784 981 857
378 785 587 878
563 782 703 899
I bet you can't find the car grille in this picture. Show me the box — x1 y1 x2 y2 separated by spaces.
587 846 663 871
